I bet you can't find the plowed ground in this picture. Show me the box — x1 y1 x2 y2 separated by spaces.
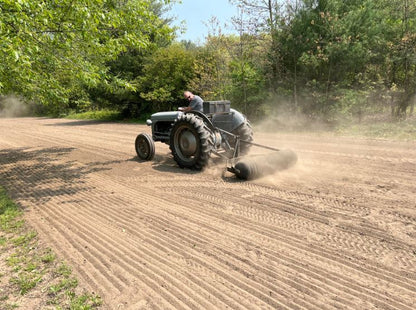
0 117 415 309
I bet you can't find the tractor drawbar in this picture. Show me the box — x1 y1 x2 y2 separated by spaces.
231 149 298 180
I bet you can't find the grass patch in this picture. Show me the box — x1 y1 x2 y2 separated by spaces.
65 108 415 140
0 186 102 309
0 188 22 232
65 109 123 121
258 111 416 141
64 109 150 123
336 116 416 140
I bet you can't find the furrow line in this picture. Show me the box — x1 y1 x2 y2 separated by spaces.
167 186 415 290
36 201 201 310
190 206 415 309
158 203 415 310
7 129 130 161
75 191 323 310
102 170 416 294
27 210 119 296
70 174 312 307
133 208 363 310
35 204 128 292
72 189 280 309
155 180 371 219
108 177 414 310
299 149 416 164
45 190 252 308
86 177 366 310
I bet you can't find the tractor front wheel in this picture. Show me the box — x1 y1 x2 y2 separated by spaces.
170 114 213 170
135 133 155 160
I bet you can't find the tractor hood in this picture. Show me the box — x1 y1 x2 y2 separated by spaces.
147 111 183 125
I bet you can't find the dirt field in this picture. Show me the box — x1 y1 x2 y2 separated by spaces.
0 117 415 309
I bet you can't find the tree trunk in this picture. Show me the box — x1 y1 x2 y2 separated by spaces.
293 57 298 113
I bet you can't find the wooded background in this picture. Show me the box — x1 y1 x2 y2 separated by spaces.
1 0 415 123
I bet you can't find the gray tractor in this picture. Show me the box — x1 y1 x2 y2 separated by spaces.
135 100 252 167
135 100 297 179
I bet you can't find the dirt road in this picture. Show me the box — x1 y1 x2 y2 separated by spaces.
0 117 415 309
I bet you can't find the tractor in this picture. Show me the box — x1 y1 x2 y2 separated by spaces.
135 100 297 180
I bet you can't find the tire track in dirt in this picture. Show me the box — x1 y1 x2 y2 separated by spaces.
5 125 134 161
77 195 321 309
31 211 124 295
138 179 414 278
17 182 199 308
0 150 257 309
135 199 414 310
35 205 207 310
155 181 415 274
14 159 320 308
298 149 416 164
1 118 415 309
61 161 416 306
176 201 412 302
62 180 290 308
30 184 270 306
88 174 416 310
161 203 414 310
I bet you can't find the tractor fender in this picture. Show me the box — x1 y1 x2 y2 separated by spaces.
184 110 216 132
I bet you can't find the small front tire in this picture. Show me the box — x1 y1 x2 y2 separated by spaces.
135 133 155 160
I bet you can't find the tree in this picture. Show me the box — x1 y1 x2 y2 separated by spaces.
138 44 196 113
381 0 416 117
189 34 235 100
274 1 398 118
230 0 284 87
0 0 175 114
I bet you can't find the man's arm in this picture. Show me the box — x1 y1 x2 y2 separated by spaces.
178 106 192 112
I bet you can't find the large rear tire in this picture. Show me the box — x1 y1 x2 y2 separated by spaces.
232 121 253 156
170 114 213 170
135 133 155 160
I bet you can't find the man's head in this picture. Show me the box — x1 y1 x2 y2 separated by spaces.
184 91 193 101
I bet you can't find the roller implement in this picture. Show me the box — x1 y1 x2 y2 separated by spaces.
135 101 297 180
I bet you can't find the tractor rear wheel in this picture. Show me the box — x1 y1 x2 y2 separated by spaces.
170 114 213 170
135 133 155 160
232 121 253 156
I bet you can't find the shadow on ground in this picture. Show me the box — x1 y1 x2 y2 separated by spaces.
44 120 107 127
140 154 245 182
0 147 119 205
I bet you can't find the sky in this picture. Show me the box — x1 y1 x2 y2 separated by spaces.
169 0 239 43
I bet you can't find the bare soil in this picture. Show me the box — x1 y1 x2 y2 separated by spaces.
0 117 415 309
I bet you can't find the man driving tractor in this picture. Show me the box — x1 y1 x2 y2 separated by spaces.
179 91 203 112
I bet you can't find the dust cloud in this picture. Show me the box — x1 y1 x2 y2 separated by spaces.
246 109 332 185
253 111 334 134
0 95 31 118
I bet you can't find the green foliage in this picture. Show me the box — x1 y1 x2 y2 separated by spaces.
11 231 37 247
267 0 416 120
1 0 415 121
336 116 416 140
190 35 236 99
10 273 42 295
138 44 197 111
66 109 123 121
0 0 175 114
0 188 22 232
0 186 101 308
227 59 265 117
